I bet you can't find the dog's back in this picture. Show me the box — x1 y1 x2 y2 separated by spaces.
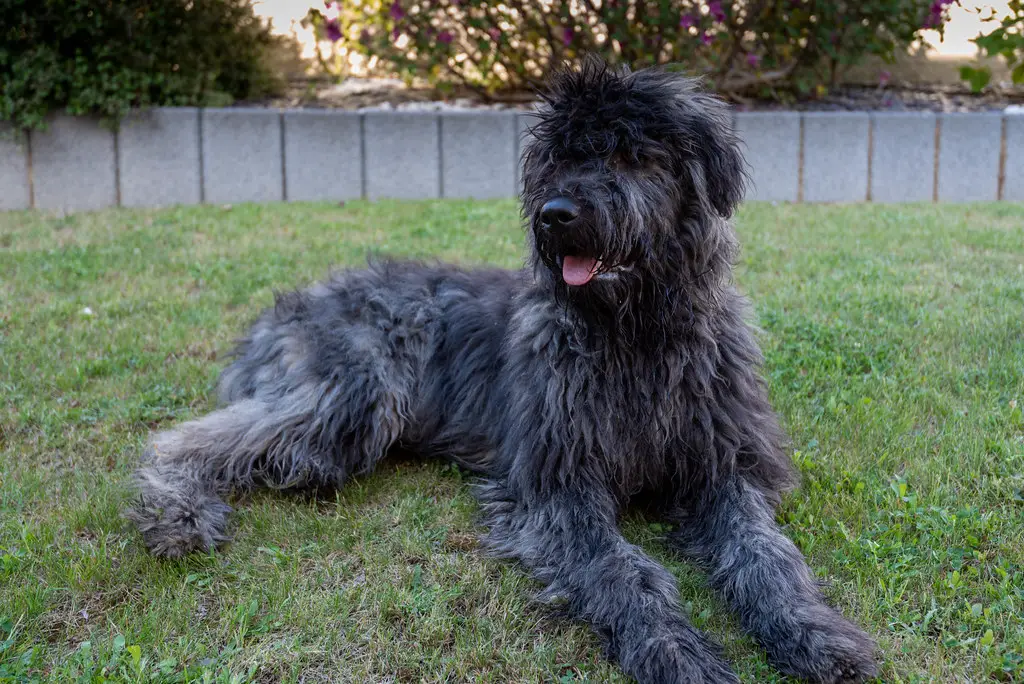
217 257 524 472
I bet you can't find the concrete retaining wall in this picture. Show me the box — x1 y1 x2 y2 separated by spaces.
2 108 1021 211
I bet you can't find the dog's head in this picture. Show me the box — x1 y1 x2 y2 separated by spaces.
521 56 747 311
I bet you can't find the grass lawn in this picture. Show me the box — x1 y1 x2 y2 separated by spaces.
0 200 1022 683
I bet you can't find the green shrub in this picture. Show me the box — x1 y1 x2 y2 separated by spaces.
960 0 1024 92
0 0 281 130
308 1 953 100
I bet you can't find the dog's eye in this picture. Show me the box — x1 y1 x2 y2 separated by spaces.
607 155 628 172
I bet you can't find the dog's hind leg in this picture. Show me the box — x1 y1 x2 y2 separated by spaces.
127 370 409 558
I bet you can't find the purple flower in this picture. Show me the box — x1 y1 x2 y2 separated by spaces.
487 27 501 42
923 0 954 28
438 30 453 44
390 1 405 21
324 19 342 42
878 70 891 86
680 14 697 29
562 26 574 46
700 31 714 46
746 52 761 67
391 26 401 40
708 1 726 23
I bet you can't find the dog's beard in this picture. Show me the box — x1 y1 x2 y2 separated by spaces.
534 224 640 290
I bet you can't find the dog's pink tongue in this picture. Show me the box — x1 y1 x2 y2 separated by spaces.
562 256 600 286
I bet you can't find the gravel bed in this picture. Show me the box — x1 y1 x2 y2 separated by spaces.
242 77 1024 114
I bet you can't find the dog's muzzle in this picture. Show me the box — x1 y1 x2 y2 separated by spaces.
534 196 607 287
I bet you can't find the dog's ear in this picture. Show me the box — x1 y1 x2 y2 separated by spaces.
651 70 749 218
688 98 748 218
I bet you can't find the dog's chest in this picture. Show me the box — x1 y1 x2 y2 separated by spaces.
584 354 695 484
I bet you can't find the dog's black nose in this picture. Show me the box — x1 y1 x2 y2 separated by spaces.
539 197 580 230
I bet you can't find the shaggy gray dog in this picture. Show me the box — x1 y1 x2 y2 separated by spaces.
127 57 879 683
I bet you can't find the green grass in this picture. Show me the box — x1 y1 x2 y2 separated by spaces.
1 200 1022 683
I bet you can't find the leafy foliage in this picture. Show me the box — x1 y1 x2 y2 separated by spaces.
0 0 281 130
307 0 953 99
960 0 1024 92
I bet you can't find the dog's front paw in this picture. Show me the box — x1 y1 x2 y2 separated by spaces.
763 604 879 683
624 624 740 684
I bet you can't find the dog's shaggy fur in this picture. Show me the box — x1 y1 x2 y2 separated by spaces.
127 58 879 683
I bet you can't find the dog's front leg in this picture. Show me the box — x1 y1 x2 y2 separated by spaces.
675 478 879 683
478 483 739 684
